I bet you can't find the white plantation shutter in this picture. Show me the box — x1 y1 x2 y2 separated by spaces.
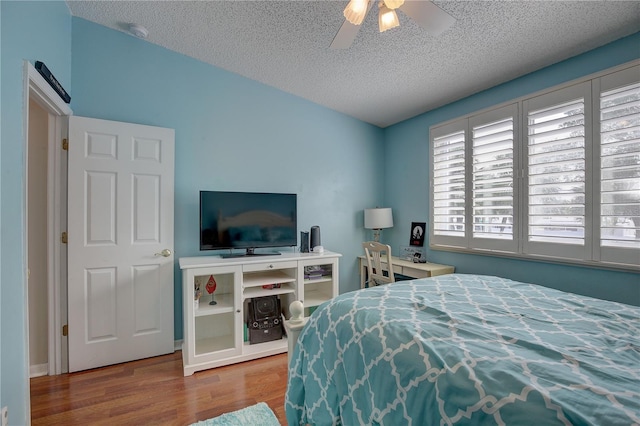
523 82 590 259
431 123 466 245
470 105 517 251
600 83 640 248
528 99 586 244
429 64 639 269
598 66 640 265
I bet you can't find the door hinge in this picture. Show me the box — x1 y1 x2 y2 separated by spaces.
62 324 68 337
61 232 68 244
62 138 68 151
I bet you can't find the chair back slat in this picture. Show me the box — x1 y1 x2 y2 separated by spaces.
362 241 395 286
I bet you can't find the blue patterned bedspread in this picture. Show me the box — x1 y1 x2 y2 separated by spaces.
285 274 640 425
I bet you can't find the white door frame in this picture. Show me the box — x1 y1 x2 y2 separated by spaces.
24 60 72 378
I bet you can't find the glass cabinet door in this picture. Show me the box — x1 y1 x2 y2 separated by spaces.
184 265 242 364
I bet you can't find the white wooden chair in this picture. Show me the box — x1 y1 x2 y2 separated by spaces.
362 241 395 287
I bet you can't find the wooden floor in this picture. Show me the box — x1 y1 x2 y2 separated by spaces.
30 351 288 425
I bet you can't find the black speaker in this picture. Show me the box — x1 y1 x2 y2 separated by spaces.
250 296 280 321
300 231 310 253
310 226 321 250
248 324 283 344
248 296 283 344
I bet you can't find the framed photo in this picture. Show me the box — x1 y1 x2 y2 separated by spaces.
409 222 426 246
399 246 425 262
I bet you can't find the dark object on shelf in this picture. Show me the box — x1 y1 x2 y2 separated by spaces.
261 283 282 289
305 272 323 280
310 226 321 251
35 61 71 104
247 296 283 344
304 265 329 280
300 231 310 253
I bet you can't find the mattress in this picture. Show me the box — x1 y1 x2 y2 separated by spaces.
285 274 640 425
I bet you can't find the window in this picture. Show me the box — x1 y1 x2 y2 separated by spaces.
527 96 586 245
430 63 639 269
473 118 514 239
600 81 640 249
432 126 465 240
523 82 591 261
431 104 518 252
598 65 640 266
471 107 516 252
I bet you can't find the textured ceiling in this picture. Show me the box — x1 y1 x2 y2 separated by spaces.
66 1 640 128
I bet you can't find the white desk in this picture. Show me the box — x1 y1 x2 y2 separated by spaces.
358 255 455 288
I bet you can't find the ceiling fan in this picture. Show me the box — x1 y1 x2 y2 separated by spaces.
331 0 456 49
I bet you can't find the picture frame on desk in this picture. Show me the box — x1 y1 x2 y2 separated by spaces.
409 222 426 246
400 246 425 262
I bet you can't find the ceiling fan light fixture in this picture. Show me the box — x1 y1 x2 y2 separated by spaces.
344 0 369 25
378 1 399 32
383 0 404 9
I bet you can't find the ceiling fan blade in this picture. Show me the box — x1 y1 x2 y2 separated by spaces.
330 19 362 49
399 1 456 36
330 0 375 49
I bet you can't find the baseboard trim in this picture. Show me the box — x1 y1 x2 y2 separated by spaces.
31 343 182 378
30 363 48 378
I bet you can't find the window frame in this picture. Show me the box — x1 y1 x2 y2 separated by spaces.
521 81 593 261
431 120 468 248
429 60 639 271
595 65 640 266
469 104 520 253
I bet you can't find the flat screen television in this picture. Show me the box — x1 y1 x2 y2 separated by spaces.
200 191 297 257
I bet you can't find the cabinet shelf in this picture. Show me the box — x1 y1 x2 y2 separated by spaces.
243 270 296 288
242 337 287 355
195 293 235 317
195 334 234 355
243 283 296 300
303 275 333 285
303 287 334 308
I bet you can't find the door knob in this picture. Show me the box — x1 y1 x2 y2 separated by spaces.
155 249 172 257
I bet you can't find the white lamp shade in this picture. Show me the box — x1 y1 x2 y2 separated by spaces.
364 208 394 229
378 3 399 32
383 0 404 9
344 0 369 25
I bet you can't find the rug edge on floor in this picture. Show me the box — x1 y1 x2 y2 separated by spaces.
190 402 280 426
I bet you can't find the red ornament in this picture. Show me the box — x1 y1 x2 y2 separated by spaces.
205 275 217 294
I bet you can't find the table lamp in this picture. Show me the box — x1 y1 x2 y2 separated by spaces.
364 207 393 242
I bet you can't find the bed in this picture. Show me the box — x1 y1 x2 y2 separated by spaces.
285 274 640 425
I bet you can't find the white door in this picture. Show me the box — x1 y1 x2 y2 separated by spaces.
67 116 175 372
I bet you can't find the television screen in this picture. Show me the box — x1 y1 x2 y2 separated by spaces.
200 191 297 255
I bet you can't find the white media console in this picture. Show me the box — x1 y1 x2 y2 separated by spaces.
179 251 341 376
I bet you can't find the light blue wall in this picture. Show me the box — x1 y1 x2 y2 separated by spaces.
384 32 640 305
70 18 385 341
2 4 637 422
1 1 72 424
